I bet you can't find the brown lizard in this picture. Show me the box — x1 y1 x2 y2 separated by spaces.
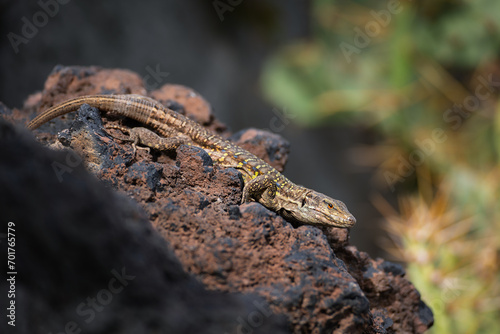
27 94 356 228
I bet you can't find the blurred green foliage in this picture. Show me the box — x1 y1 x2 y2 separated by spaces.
261 0 500 333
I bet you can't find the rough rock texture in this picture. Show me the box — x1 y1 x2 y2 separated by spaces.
0 118 288 334
230 128 290 172
1 66 433 333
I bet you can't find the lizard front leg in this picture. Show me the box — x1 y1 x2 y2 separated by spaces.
241 174 278 208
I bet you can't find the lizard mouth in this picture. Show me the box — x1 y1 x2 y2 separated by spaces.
315 210 356 228
337 215 356 227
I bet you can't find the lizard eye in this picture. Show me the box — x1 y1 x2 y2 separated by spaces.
326 202 334 209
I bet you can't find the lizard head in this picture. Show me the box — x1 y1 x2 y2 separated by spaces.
282 190 356 228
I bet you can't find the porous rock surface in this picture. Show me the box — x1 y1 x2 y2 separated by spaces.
1 66 433 333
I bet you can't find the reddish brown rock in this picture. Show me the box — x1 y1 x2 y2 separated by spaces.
231 128 290 172
150 84 212 124
0 118 288 334
40 65 147 109
150 84 228 136
3 66 433 333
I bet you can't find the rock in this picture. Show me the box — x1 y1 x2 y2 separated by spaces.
41 65 147 109
150 84 212 124
150 84 228 135
231 128 290 172
4 65 433 333
0 118 289 334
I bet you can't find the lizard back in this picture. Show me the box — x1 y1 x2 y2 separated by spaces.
28 94 289 185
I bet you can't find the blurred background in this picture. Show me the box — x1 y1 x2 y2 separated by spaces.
1 1 499 332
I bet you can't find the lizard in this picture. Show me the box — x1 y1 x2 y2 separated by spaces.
27 94 356 228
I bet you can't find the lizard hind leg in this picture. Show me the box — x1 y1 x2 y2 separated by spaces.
105 125 189 157
105 125 145 156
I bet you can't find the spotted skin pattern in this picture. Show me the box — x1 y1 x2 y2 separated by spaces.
28 94 356 228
